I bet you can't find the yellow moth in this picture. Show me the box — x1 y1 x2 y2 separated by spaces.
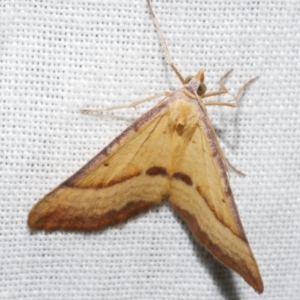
28 0 263 294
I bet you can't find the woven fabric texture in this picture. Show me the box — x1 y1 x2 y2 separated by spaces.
1 0 300 299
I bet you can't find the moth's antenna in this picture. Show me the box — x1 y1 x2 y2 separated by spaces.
147 0 185 84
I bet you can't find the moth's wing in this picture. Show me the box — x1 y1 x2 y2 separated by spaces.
28 102 172 231
168 111 263 293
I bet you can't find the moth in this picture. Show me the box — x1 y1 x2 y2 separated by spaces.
28 0 263 293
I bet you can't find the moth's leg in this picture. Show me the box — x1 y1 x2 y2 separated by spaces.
80 92 170 113
194 71 250 177
147 0 185 85
202 69 233 99
225 156 246 177
204 71 258 107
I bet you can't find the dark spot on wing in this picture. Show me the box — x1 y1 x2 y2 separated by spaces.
172 172 193 186
146 166 168 177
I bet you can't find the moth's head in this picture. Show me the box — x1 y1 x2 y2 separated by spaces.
184 70 207 96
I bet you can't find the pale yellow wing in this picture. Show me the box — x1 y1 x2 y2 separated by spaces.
28 101 173 231
167 101 263 293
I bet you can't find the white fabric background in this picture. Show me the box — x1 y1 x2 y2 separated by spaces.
1 0 299 299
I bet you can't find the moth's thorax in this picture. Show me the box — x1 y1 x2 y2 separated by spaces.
169 98 199 135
